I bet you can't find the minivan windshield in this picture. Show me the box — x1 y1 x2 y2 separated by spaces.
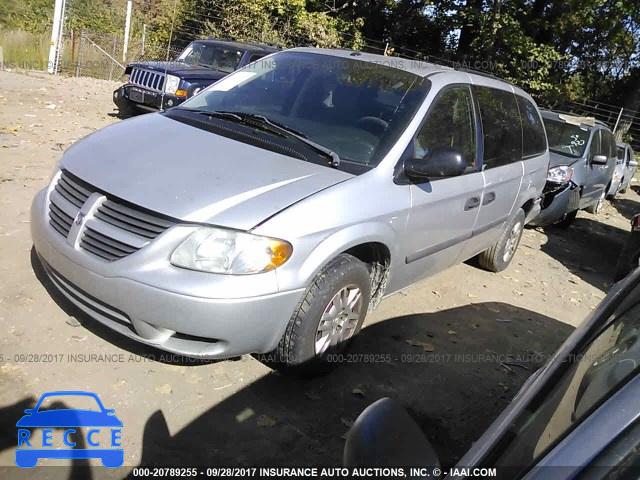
543 117 591 158
177 51 431 166
177 42 244 73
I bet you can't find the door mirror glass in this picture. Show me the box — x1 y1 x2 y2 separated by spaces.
344 397 441 470
591 154 608 165
405 146 467 179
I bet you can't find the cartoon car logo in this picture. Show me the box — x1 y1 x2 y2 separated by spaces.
15 391 124 468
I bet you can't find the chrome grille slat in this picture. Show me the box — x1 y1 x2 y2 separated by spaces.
78 241 123 262
49 189 79 219
47 171 177 261
100 200 175 229
80 228 139 261
94 208 162 239
129 68 166 92
49 218 70 237
84 219 149 250
59 175 92 200
85 227 138 253
49 203 73 228
54 183 84 208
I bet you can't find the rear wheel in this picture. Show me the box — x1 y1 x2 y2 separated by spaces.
258 254 371 374
478 209 525 272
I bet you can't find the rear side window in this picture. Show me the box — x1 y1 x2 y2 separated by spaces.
516 96 546 157
474 86 522 169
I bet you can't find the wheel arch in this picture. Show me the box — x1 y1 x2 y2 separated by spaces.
296 223 395 310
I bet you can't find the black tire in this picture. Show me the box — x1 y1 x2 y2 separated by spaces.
258 253 371 374
478 209 525 273
553 209 578 229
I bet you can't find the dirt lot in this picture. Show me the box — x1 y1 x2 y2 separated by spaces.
1 70 639 477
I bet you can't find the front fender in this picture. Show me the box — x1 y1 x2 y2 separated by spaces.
292 222 397 289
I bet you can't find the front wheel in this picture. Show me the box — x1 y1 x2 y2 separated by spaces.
586 190 606 214
478 209 525 272
259 253 371 374
553 209 578 229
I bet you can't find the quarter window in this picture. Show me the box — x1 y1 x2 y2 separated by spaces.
516 96 546 157
414 86 477 170
474 86 523 169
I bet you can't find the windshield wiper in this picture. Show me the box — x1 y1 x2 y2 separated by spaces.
211 110 341 167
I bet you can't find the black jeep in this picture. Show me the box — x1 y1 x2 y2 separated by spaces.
113 39 278 115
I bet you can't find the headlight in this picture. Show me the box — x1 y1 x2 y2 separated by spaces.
547 166 573 184
170 227 293 274
164 74 181 94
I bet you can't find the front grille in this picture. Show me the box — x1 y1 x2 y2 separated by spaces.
129 68 166 92
47 170 177 262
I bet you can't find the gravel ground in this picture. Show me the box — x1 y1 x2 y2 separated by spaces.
1 70 639 478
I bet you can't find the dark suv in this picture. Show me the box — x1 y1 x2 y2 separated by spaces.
530 110 617 228
113 39 278 114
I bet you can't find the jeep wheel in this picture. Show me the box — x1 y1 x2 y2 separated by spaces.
259 254 371 374
478 209 525 273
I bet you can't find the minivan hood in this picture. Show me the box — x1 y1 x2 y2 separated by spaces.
128 61 227 81
61 114 354 229
549 150 582 168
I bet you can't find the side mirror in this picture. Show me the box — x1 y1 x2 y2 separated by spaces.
405 146 466 181
591 154 608 165
23 409 34 415
629 161 638 168
344 398 441 474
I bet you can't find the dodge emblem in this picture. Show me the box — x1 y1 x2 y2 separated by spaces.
74 212 86 226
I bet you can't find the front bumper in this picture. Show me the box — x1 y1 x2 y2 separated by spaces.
529 181 581 226
113 85 186 111
31 188 304 359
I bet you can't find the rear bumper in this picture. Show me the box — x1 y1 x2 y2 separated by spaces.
31 188 305 359
113 85 186 111
529 181 580 226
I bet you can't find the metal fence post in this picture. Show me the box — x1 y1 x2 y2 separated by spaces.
613 107 624 134
76 32 84 77
110 35 117 81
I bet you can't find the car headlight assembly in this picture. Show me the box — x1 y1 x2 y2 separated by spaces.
547 166 573 184
170 227 293 274
164 74 181 94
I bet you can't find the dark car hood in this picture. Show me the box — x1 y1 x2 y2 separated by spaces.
548 150 582 168
128 61 228 81
61 114 354 230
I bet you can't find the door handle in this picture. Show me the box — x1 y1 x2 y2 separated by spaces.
465 196 480 211
483 191 496 205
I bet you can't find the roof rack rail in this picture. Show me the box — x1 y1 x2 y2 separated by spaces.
454 67 517 87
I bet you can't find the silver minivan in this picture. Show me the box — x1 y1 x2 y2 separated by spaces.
31 48 549 372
